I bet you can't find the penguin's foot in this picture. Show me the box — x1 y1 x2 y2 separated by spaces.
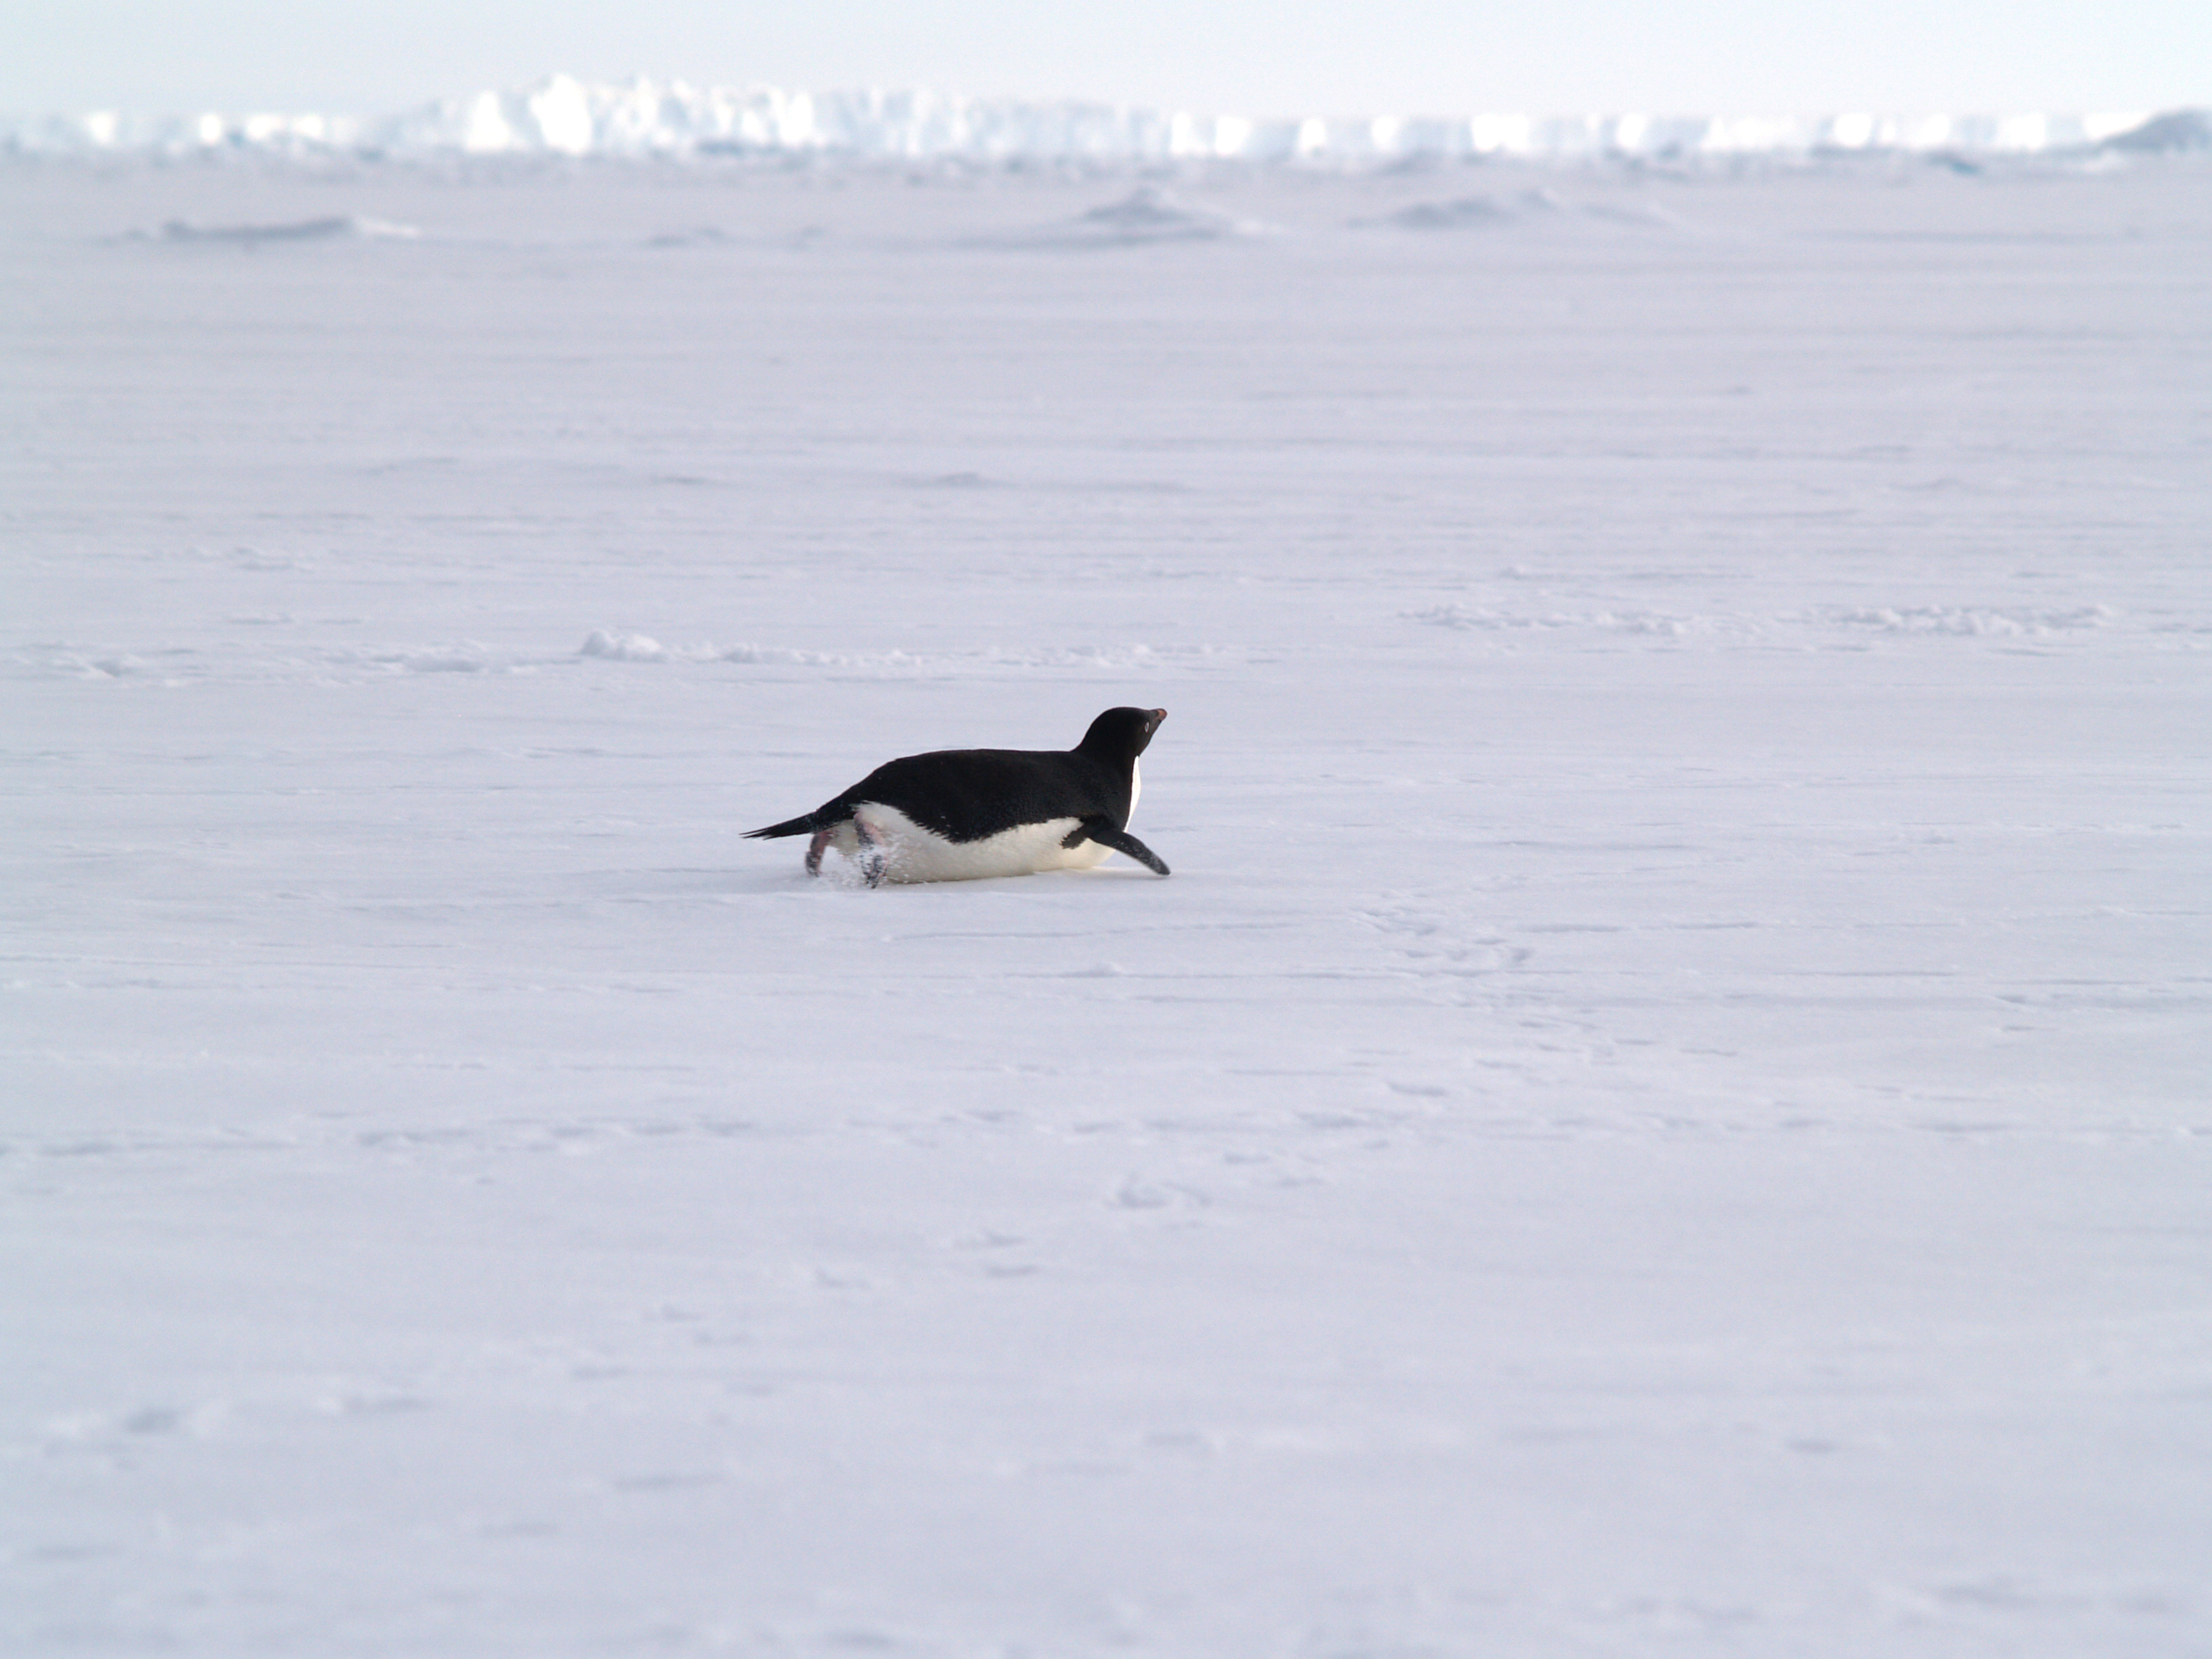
855 818 889 888
805 826 832 876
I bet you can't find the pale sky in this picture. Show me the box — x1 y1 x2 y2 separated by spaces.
7 0 2208 118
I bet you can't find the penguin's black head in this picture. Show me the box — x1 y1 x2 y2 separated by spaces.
1079 705 1166 759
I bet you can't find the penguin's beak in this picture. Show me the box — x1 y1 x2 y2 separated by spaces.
1148 708 1167 731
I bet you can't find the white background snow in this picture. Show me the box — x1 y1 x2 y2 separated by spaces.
11 77 2198 163
5 147 2210 1654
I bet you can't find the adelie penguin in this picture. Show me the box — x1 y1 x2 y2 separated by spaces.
745 707 1171 886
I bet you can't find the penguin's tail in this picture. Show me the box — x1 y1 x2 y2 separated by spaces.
744 808 844 840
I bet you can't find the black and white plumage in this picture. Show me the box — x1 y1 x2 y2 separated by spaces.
745 707 1170 886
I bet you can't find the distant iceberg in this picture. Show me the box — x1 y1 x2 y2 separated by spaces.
6 75 2206 166
146 214 422 244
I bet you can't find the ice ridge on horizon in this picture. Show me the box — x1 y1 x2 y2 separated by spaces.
7 75 2207 164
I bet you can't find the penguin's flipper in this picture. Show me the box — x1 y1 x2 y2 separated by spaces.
1063 817 1170 877
745 811 830 840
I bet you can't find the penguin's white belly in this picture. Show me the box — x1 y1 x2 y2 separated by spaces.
834 802 1110 883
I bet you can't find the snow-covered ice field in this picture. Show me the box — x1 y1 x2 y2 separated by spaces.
5 152 2210 1655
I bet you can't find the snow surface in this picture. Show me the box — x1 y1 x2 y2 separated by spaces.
4 152 2211 1656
